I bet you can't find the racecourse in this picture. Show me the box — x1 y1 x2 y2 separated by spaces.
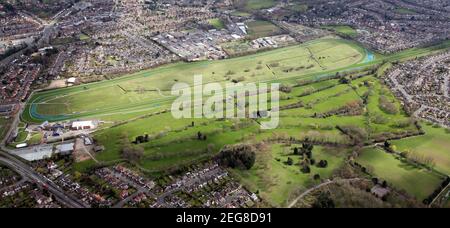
24 38 367 123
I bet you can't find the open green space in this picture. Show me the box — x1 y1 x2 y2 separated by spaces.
24 39 450 124
14 128 28 143
24 38 367 123
290 3 309 12
357 147 443 201
79 34 90 41
321 25 358 38
232 144 346 207
230 11 252 17
244 0 276 10
395 8 416 15
27 132 43 145
77 72 420 179
208 18 225 30
391 125 450 175
247 20 283 38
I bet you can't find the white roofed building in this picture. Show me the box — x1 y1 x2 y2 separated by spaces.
71 121 96 130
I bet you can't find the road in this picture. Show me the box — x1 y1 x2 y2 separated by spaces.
444 74 449 99
0 150 87 208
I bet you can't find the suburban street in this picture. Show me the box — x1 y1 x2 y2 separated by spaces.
0 150 87 208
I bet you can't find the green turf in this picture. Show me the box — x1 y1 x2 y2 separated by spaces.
27 132 43 145
232 144 346 207
291 3 308 12
24 39 450 124
391 125 450 175
14 129 28 143
247 20 283 38
208 18 225 30
395 8 416 15
24 38 367 123
321 25 358 38
357 147 443 201
230 11 252 17
79 34 90 41
245 0 276 10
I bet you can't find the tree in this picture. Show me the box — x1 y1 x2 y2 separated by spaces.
372 177 379 185
216 144 256 170
317 160 328 168
384 140 391 149
293 147 299 155
300 139 314 158
339 77 350 84
135 135 145 144
301 164 311 174
286 157 294 166
121 142 144 163
312 192 335 208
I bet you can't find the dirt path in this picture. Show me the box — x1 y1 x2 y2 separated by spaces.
287 178 362 208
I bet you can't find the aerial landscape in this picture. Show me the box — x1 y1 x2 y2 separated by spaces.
0 0 449 210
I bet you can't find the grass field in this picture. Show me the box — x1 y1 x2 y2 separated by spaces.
231 11 252 17
357 147 443 201
24 38 367 123
244 0 276 10
79 34 90 41
24 39 450 124
291 3 308 12
70 72 420 178
232 144 346 207
208 18 225 30
14 128 28 143
395 8 416 15
247 20 283 38
391 125 450 175
321 25 358 38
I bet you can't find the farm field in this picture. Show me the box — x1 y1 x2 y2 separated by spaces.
356 147 444 201
24 38 368 123
391 125 450 175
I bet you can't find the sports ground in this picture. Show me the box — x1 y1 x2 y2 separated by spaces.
24 38 368 123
